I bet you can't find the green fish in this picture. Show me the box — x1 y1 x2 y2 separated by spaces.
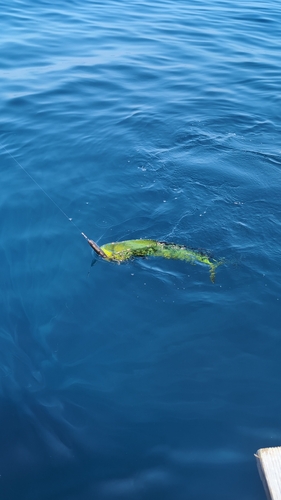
84 236 222 283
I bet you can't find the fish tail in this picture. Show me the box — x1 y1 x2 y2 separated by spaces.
209 260 224 283
210 264 216 283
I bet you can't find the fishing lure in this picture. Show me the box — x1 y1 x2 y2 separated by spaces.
85 237 222 283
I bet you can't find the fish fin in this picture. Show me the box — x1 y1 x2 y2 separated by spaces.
91 257 98 267
209 260 224 283
210 265 216 283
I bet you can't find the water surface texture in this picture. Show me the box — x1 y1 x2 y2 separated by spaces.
1 1 281 499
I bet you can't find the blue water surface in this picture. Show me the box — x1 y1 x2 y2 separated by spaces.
1 0 281 498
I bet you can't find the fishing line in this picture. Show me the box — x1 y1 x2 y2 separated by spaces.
3 144 91 242
2 145 224 281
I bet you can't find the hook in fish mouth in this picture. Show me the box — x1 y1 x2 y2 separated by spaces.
86 238 108 259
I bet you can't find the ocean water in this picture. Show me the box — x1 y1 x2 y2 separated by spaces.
0 0 281 498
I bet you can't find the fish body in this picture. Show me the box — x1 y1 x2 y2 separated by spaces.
99 239 221 283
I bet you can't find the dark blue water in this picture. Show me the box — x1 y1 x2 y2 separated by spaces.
1 1 281 498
